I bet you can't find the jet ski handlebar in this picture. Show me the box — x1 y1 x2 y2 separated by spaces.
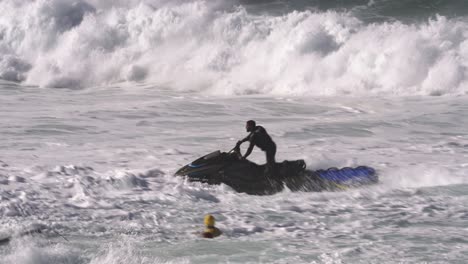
229 144 243 160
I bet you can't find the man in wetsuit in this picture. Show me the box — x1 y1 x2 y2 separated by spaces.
237 120 277 175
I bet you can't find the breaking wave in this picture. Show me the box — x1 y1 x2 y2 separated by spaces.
1 0 468 95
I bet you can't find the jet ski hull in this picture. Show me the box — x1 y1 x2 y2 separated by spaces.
175 150 377 195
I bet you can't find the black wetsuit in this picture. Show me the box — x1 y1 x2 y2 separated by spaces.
240 126 277 172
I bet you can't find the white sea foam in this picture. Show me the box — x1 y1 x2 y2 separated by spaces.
2 16 468 260
1 0 468 95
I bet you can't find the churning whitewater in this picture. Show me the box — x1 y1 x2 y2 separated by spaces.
1 0 468 263
1 0 468 95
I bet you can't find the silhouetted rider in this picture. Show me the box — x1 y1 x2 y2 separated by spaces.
237 120 277 174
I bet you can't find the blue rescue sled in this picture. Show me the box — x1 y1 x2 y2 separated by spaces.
284 166 378 192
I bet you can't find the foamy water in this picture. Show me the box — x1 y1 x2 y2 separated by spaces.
2 0 468 263
1 84 468 263
1 0 468 95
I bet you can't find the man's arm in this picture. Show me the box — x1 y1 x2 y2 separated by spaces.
237 134 251 146
243 141 255 159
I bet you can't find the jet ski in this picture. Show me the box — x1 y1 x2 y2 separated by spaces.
175 146 378 195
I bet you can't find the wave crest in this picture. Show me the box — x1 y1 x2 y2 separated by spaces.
1 0 468 95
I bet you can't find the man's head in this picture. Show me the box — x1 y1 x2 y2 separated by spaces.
246 120 256 132
204 214 215 227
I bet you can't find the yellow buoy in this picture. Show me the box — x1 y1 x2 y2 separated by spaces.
202 214 222 238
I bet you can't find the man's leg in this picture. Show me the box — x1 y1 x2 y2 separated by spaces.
265 146 276 176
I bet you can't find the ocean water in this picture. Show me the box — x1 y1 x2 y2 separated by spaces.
1 0 468 263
